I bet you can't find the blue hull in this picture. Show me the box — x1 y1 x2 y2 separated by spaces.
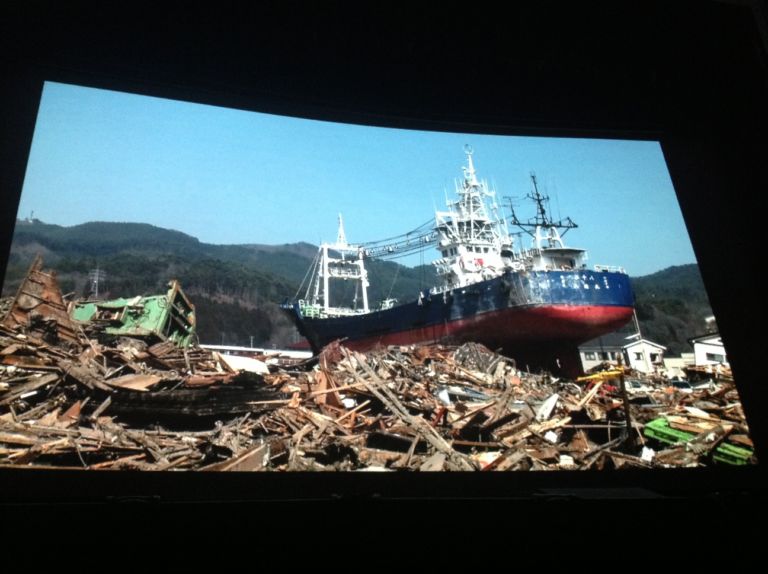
284 269 635 354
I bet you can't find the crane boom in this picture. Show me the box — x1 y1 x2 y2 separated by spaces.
359 228 438 260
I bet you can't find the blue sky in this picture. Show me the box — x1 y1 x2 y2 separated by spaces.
16 81 697 276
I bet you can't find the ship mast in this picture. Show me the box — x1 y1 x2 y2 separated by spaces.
314 213 370 315
430 147 513 288
508 173 578 250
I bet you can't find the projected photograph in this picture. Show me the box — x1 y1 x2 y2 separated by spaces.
0 82 755 472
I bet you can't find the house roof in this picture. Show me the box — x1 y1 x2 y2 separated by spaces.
688 332 723 346
624 338 666 351
579 332 637 351
579 332 665 352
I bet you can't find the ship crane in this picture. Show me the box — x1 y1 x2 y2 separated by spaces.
358 220 439 261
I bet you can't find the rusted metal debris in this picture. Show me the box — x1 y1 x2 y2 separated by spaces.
0 259 757 471
1 255 80 345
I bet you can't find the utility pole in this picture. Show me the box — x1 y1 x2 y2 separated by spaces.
88 265 107 299
616 353 636 451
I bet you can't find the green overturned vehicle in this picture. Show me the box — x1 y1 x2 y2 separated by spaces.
70 280 196 347
644 417 753 466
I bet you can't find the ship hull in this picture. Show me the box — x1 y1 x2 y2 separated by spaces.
284 269 634 369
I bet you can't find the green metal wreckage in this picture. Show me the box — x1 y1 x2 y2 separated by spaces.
70 280 196 347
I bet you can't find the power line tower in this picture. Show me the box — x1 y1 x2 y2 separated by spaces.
88 265 107 299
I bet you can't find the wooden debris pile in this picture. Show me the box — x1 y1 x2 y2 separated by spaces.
1 322 757 470
0 259 756 471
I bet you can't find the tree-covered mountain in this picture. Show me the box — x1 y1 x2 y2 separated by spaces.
631 264 713 356
3 220 437 347
2 220 712 354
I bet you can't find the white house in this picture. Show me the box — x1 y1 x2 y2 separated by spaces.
579 332 627 372
688 333 729 367
662 353 695 378
623 338 666 373
579 332 666 374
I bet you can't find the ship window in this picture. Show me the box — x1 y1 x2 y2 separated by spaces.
584 352 596 360
634 352 643 360
706 353 726 363
483 247 489 253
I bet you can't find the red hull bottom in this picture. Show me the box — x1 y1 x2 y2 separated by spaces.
342 305 634 376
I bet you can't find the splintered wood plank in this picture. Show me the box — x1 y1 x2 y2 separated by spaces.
479 442 529 471
57 400 82 427
90 397 112 419
105 373 163 391
419 452 446 471
575 381 603 410
335 400 371 424
666 416 720 434
357 447 405 467
0 431 39 446
0 373 61 406
606 451 653 469
311 368 344 408
10 437 72 464
56 360 113 392
308 381 368 397
347 349 476 470
731 434 753 448
89 454 148 470
567 429 592 453
200 443 270 471
35 408 62 427
500 416 572 447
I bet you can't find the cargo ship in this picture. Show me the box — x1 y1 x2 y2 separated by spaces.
282 147 634 372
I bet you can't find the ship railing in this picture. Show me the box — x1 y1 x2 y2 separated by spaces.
594 264 626 274
299 302 368 318
324 307 369 317
299 302 323 318
518 248 542 260
430 284 463 295
327 268 363 279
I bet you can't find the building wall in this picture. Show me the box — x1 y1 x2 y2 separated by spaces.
693 339 728 366
624 341 665 374
580 340 667 374
580 349 622 372
663 354 695 378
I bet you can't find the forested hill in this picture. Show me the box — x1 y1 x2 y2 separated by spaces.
631 264 713 356
3 220 437 347
3 220 711 354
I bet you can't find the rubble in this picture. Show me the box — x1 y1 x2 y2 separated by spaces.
70 279 196 347
1 255 80 345
0 258 757 471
